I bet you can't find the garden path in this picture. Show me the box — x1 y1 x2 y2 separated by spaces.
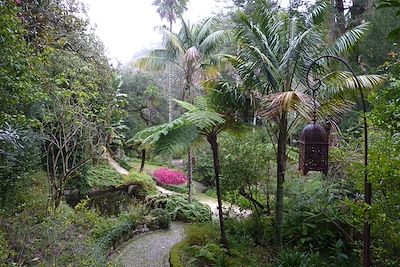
110 222 186 267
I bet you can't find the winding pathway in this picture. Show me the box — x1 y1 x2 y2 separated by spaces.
111 222 186 267
104 155 249 266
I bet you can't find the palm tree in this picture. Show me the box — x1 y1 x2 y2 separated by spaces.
234 0 384 246
136 17 230 99
152 0 189 32
136 17 231 203
152 0 189 123
131 95 243 250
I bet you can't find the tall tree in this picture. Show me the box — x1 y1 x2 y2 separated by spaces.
16 0 119 209
234 0 383 246
152 0 189 31
137 17 230 202
132 96 240 250
152 0 189 123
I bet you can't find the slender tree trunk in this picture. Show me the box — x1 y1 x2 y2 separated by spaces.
187 147 193 203
139 149 146 173
266 159 271 215
207 132 229 250
329 0 346 39
275 111 288 247
168 71 173 123
167 20 173 123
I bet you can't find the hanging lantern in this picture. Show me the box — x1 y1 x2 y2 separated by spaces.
299 123 329 175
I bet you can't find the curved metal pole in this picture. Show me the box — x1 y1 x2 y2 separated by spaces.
306 55 371 267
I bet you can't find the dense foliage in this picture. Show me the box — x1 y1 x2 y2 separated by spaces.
1 0 400 266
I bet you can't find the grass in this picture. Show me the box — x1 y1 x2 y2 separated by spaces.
127 159 164 175
84 161 157 196
169 240 187 267
86 163 124 189
124 170 157 195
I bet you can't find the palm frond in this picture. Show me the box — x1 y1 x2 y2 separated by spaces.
200 29 232 56
153 124 199 155
196 17 218 45
135 52 167 71
184 110 225 131
305 1 327 26
259 91 314 120
162 28 185 56
324 23 369 56
174 99 197 111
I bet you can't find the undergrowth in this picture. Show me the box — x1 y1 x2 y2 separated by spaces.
147 195 211 222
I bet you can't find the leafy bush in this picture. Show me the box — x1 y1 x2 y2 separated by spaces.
192 146 215 186
125 170 157 196
153 167 187 185
181 222 267 267
185 223 220 246
91 215 136 265
150 208 171 229
147 195 211 222
186 243 228 266
275 249 322 267
0 128 42 214
225 214 274 246
283 177 358 264
0 229 14 266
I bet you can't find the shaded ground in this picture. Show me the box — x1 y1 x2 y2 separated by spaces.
110 222 186 267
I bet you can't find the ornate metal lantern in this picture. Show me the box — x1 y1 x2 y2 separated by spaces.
299 123 328 175
299 69 329 175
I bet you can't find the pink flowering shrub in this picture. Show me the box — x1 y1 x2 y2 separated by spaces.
153 168 187 185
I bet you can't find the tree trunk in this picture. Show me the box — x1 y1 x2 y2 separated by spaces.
187 147 193 203
168 71 173 123
139 149 146 173
274 111 288 247
167 19 173 123
207 132 229 250
331 0 346 38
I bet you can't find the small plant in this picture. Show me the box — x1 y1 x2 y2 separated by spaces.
275 248 321 267
276 249 305 267
153 168 187 185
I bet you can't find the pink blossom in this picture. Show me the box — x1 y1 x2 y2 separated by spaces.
15 0 22 5
153 168 187 185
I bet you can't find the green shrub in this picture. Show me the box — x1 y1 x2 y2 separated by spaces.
124 170 157 197
91 216 135 265
186 243 228 266
275 249 322 267
0 229 14 266
192 146 215 186
180 221 270 267
147 195 211 222
185 223 220 246
225 215 274 247
150 208 171 229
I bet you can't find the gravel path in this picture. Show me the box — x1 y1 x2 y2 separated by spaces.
111 222 186 267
